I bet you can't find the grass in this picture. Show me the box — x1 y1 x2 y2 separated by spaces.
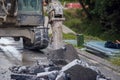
62 33 102 49
49 33 76 40
84 35 102 42
63 33 102 41
63 33 76 40
110 56 120 66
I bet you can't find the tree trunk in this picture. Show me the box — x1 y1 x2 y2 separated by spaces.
78 0 92 19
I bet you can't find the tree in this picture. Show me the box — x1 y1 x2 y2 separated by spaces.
78 0 92 19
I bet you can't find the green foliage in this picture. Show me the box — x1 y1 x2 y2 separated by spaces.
84 35 102 42
61 0 78 3
64 9 82 20
64 18 82 33
64 9 103 39
64 0 120 41
79 18 103 37
64 9 83 33
91 0 120 41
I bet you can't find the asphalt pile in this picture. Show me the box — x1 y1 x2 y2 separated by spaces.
9 59 109 80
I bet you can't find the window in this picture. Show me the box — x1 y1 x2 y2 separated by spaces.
18 0 42 12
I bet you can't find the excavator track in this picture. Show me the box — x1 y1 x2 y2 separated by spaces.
23 27 49 50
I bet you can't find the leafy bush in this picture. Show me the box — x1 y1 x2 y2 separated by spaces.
64 18 82 33
92 0 120 41
64 2 120 41
64 9 103 39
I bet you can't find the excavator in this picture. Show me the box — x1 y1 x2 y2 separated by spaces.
0 0 64 50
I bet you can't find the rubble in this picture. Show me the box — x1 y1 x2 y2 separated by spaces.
47 44 80 65
10 59 109 80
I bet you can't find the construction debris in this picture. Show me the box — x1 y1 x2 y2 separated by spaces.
9 59 109 80
47 44 80 64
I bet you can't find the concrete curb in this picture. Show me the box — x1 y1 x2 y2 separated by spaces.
76 48 120 73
